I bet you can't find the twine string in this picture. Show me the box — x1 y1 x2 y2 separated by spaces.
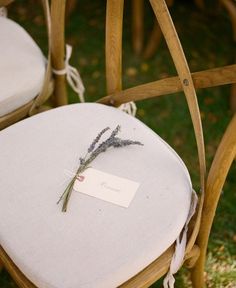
163 189 198 288
53 44 85 103
119 102 137 116
0 7 7 17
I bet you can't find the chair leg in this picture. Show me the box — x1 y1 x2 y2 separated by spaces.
66 0 77 20
51 0 68 106
53 75 68 106
221 0 236 41
143 21 162 59
230 83 236 112
132 0 144 55
220 0 236 112
190 258 205 288
0 259 3 271
190 217 209 288
143 0 174 60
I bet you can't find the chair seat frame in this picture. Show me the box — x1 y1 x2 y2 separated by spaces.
0 0 236 287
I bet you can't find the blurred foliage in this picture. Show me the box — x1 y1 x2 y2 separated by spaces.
0 0 235 287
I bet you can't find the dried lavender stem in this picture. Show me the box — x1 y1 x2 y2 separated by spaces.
57 125 143 212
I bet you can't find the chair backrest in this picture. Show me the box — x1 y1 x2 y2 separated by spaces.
0 1 235 287
28 0 53 115
99 0 236 277
102 0 206 250
29 0 68 109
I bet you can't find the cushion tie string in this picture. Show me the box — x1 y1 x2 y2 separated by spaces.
53 44 85 103
163 189 198 288
119 102 137 117
0 7 7 17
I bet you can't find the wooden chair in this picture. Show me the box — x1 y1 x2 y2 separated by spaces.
0 0 67 130
220 0 236 111
0 0 235 287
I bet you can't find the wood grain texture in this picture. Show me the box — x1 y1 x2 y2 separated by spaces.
148 0 206 267
191 115 236 288
51 0 67 106
120 245 200 288
29 0 54 115
97 64 236 105
149 0 206 199
0 243 198 288
106 0 124 94
0 101 33 130
119 246 174 288
0 246 37 288
1 1 235 287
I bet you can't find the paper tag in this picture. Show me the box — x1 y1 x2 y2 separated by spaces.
73 168 139 208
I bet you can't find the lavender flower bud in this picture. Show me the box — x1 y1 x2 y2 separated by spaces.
88 127 110 153
112 137 143 148
109 125 121 140
79 157 85 165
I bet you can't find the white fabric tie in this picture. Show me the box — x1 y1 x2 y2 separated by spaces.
0 7 7 17
119 102 137 117
163 189 198 288
53 44 85 103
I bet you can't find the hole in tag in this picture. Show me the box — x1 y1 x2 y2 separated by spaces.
76 175 85 182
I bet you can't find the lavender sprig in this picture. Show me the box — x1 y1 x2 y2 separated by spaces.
87 127 110 153
57 125 143 212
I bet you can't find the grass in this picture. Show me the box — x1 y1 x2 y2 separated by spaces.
1 0 236 287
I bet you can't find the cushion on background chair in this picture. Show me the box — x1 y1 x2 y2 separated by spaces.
0 103 192 288
0 16 45 117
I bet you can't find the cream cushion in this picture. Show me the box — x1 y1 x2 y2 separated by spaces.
0 103 192 288
0 16 45 117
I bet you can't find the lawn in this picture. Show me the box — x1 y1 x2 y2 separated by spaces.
0 0 235 287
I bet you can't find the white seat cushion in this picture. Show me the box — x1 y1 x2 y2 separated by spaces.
0 103 192 288
0 17 46 117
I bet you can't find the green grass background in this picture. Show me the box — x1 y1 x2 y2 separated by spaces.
0 0 235 287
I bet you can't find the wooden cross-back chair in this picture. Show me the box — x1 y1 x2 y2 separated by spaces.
99 0 236 287
0 0 235 288
0 0 67 130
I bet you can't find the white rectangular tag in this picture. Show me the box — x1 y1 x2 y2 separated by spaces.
73 168 139 208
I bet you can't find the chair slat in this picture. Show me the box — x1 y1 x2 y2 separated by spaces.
106 0 124 94
29 0 53 115
98 64 236 105
51 0 67 106
149 0 206 253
